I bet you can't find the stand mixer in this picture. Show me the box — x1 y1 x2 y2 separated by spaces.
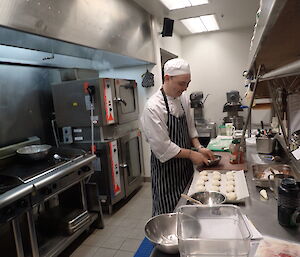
190 92 216 147
223 90 244 130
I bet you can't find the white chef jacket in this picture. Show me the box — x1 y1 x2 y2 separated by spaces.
140 88 199 163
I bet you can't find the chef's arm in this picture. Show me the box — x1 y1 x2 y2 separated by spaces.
191 137 215 160
191 137 203 150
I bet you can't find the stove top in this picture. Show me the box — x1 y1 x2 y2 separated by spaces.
0 147 87 193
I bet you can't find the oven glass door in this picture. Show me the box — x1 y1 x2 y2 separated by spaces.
114 79 139 124
120 130 142 197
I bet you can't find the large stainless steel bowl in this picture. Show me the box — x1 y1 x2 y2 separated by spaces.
17 144 52 161
189 191 226 206
145 213 178 254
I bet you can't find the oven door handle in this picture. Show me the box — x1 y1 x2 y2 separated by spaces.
114 97 127 106
119 163 128 168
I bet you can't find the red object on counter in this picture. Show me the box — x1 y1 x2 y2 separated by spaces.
229 139 244 164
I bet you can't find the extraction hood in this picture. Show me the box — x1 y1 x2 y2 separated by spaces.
0 0 155 69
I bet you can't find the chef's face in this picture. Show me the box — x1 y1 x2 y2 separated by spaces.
165 74 191 97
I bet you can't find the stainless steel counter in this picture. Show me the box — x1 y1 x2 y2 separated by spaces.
147 144 300 257
236 143 300 242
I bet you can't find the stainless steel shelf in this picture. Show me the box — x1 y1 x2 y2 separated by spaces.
260 59 300 81
38 213 98 257
247 0 287 73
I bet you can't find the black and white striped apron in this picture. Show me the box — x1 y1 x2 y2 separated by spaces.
151 88 194 216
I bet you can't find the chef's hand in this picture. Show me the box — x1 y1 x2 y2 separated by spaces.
198 147 215 160
189 150 209 166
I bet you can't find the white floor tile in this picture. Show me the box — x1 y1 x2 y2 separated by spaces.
92 247 117 257
100 236 126 250
120 238 141 252
113 250 134 257
70 245 98 257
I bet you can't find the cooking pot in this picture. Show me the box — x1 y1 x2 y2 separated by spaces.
16 144 52 161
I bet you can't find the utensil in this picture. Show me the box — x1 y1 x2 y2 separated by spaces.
204 154 221 167
53 154 70 161
189 191 226 206
181 194 203 205
17 144 52 161
144 213 178 254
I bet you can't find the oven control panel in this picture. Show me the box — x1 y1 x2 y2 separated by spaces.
103 79 115 125
109 140 121 196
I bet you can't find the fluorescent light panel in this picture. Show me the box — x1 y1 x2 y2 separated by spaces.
160 0 208 10
181 15 219 33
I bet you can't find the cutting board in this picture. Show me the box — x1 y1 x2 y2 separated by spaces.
199 152 247 171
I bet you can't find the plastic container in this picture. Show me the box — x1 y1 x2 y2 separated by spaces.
177 205 251 257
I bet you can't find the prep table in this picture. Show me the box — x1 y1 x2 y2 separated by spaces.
136 143 300 257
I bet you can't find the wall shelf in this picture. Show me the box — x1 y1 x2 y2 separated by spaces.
248 0 300 75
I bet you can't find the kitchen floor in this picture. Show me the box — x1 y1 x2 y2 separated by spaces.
66 182 152 257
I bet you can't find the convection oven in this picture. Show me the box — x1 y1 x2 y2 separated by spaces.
70 128 143 213
51 77 139 128
51 78 143 213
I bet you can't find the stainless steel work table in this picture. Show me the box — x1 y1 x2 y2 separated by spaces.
146 145 300 257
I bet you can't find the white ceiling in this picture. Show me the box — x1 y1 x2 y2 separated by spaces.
133 0 260 36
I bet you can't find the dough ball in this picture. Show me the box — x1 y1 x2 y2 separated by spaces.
199 171 208 176
197 185 206 192
226 175 235 182
201 176 209 182
212 171 221 176
211 180 221 186
226 171 234 177
226 172 235 181
226 192 237 201
226 185 235 193
210 186 220 192
196 179 205 186
226 180 235 187
212 174 221 181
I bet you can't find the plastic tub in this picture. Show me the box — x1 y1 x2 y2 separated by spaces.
177 205 251 257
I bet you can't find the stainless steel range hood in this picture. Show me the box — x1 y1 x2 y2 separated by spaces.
0 0 155 68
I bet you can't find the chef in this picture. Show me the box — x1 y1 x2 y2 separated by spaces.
141 58 214 216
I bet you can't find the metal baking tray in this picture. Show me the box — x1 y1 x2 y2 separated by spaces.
252 164 293 187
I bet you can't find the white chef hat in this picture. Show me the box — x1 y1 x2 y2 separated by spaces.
164 58 190 76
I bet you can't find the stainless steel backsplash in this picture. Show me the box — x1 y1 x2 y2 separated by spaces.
0 65 61 147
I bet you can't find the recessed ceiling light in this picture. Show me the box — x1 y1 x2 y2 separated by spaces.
160 0 208 10
181 15 219 33
200 14 219 31
181 17 206 33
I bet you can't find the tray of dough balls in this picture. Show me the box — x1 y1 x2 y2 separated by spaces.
187 170 249 203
